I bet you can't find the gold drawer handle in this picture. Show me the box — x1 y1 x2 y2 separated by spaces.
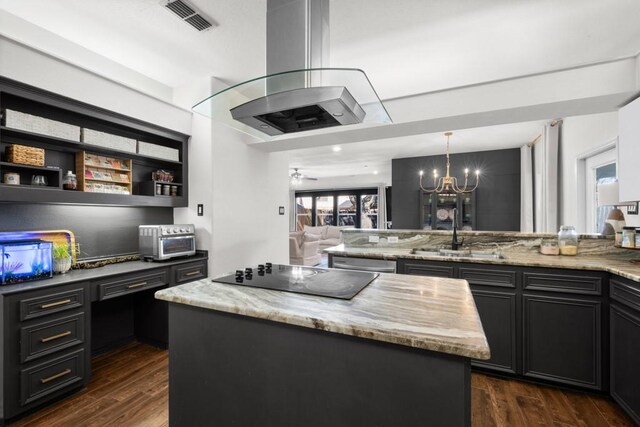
185 271 200 276
40 299 72 309
127 282 147 289
40 368 71 384
41 331 72 343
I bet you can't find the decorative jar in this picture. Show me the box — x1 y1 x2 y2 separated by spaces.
558 226 578 256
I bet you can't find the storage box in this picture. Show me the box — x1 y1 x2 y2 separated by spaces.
0 240 53 285
81 128 137 153
5 144 45 167
137 141 180 162
2 109 81 141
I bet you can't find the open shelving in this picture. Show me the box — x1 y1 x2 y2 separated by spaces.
76 152 133 195
0 77 189 207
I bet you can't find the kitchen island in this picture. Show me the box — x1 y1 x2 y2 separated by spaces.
156 270 489 427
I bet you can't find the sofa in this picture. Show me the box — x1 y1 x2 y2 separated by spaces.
303 225 353 252
289 231 321 266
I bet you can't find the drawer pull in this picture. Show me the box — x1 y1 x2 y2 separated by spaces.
185 271 200 276
40 368 71 384
41 331 72 343
40 299 72 309
127 282 147 289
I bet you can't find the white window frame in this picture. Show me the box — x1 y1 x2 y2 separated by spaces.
576 140 617 233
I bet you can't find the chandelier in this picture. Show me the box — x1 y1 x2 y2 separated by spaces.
418 132 480 193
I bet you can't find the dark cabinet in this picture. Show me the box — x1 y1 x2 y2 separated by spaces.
93 268 169 301
419 190 476 231
523 294 601 389
398 258 609 391
0 254 208 424
610 276 640 425
398 259 519 373
173 260 207 284
397 259 455 278
471 290 517 373
1 283 91 423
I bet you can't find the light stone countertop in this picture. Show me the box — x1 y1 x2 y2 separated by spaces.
324 245 640 282
155 272 491 360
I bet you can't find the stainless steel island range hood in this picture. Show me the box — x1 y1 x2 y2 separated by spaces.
192 0 391 140
230 86 366 136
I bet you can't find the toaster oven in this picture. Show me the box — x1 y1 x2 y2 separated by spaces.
139 224 196 261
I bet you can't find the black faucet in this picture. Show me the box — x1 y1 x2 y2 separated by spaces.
451 208 464 250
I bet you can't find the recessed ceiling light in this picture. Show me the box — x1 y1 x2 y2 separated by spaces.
373 170 379 175
333 146 342 152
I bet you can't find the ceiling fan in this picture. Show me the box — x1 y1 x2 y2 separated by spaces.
290 168 318 184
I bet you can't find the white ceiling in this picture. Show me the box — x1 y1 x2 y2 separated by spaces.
0 0 266 89
2 0 638 188
2 0 638 99
331 0 640 100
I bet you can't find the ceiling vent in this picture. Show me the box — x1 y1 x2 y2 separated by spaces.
164 0 214 32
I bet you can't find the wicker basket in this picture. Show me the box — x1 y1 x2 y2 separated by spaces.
137 141 180 162
2 109 81 141
5 144 45 166
81 128 137 153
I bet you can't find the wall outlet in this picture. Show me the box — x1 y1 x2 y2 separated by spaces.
369 235 380 243
279 206 285 215
388 236 399 243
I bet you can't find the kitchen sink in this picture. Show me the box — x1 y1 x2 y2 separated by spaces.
411 248 506 260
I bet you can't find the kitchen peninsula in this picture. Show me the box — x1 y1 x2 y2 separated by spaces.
325 229 640 424
156 270 490 427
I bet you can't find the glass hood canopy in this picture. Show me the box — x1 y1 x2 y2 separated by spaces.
192 68 392 141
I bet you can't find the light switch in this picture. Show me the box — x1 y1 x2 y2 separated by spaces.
279 206 285 215
197 204 204 216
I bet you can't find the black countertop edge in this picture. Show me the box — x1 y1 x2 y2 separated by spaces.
0 250 208 296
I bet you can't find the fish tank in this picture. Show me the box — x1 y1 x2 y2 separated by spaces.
1 240 53 285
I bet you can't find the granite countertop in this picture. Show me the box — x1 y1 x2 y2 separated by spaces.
324 245 640 282
0 251 208 295
155 273 491 360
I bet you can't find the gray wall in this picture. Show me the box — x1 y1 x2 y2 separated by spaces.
0 205 173 259
391 148 521 231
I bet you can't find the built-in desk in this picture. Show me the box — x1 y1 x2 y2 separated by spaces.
0 251 208 425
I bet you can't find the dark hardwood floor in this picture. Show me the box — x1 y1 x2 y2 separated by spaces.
12 342 634 426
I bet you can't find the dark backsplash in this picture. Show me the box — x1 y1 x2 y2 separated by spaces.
0 204 173 259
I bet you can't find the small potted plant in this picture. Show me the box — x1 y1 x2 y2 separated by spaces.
53 242 72 274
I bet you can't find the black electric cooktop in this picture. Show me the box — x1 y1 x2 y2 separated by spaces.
213 263 378 300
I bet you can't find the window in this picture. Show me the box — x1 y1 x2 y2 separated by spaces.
315 196 334 226
293 189 379 229
585 148 617 233
337 195 357 226
361 194 378 229
295 196 312 230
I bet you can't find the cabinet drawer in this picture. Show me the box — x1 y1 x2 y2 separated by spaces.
174 261 207 284
20 288 85 321
610 278 640 312
523 272 602 295
400 261 455 278
97 269 168 301
21 349 85 406
460 267 516 288
21 313 85 363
